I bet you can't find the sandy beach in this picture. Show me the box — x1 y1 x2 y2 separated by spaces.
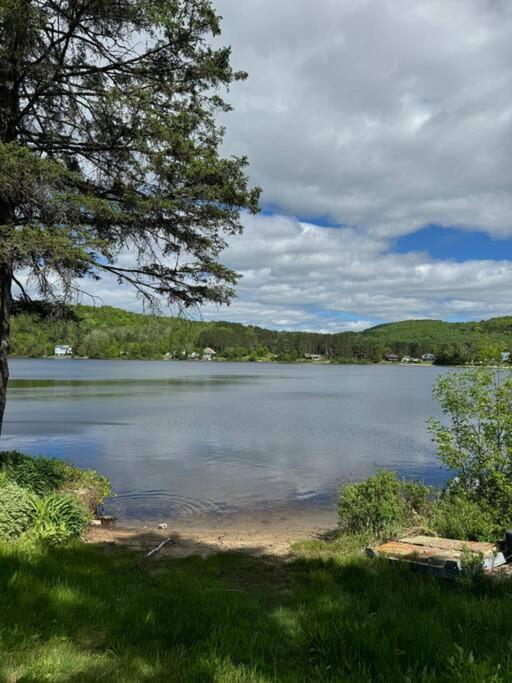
85 505 338 558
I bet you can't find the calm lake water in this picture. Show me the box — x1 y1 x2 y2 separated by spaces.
1 360 450 522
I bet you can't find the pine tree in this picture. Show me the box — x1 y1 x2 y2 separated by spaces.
0 0 260 432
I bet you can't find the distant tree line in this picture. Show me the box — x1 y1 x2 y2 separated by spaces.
9 306 512 365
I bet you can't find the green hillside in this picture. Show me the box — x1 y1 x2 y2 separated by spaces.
363 317 512 343
360 318 512 363
9 305 512 365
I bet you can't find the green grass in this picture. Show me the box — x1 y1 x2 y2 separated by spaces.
0 450 111 513
1 537 512 681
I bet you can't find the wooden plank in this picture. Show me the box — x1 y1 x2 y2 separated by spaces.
372 541 462 565
399 536 497 555
368 536 507 575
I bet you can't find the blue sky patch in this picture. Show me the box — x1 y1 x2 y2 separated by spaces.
394 225 512 262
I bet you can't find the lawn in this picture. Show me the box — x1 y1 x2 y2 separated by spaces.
1 537 512 682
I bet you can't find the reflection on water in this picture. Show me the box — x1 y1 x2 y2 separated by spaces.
1 359 450 521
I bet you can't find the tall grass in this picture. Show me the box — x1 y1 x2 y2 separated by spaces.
0 537 511 681
0 451 111 509
0 450 68 495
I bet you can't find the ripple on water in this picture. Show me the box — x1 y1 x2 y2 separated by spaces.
103 487 338 525
104 489 237 522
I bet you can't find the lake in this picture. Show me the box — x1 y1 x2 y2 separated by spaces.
1 359 450 522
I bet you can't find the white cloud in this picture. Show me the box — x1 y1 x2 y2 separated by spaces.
197 213 512 329
36 212 512 332
215 0 512 237
16 1 512 332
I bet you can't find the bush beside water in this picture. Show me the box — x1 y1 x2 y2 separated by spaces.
338 470 432 538
338 470 512 543
339 368 512 543
0 451 110 543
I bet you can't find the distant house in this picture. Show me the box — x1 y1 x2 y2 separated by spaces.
421 353 435 362
501 352 511 363
55 345 73 357
203 347 216 361
188 351 199 360
385 354 400 362
304 353 324 361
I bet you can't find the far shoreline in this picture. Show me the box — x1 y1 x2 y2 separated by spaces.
11 356 511 370
8 355 445 367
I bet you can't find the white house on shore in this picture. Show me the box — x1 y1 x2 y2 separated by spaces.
55 345 73 357
203 347 216 361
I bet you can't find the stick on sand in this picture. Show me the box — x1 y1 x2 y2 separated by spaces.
146 537 173 558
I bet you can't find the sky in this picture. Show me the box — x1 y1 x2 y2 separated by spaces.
85 0 512 332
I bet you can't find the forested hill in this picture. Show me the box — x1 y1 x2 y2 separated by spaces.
9 305 512 365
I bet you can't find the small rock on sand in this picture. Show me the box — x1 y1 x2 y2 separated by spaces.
158 523 168 530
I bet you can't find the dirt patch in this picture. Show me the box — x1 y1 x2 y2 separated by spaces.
84 507 337 559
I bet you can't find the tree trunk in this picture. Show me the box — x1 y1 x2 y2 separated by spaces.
0 261 12 436
0 5 19 437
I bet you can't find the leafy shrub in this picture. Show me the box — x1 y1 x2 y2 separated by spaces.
427 369 512 542
63 467 112 514
478 472 512 534
338 470 431 537
31 494 90 543
0 481 35 541
430 472 512 542
401 479 434 519
431 494 495 541
0 451 111 512
429 369 512 495
0 453 109 545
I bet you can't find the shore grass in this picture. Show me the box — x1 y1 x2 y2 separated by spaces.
1 536 512 682
0 450 111 512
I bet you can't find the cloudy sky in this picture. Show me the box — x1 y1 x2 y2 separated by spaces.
95 0 512 332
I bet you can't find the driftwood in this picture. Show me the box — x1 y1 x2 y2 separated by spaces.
146 537 174 558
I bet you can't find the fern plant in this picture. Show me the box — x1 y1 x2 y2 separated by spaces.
31 494 90 543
